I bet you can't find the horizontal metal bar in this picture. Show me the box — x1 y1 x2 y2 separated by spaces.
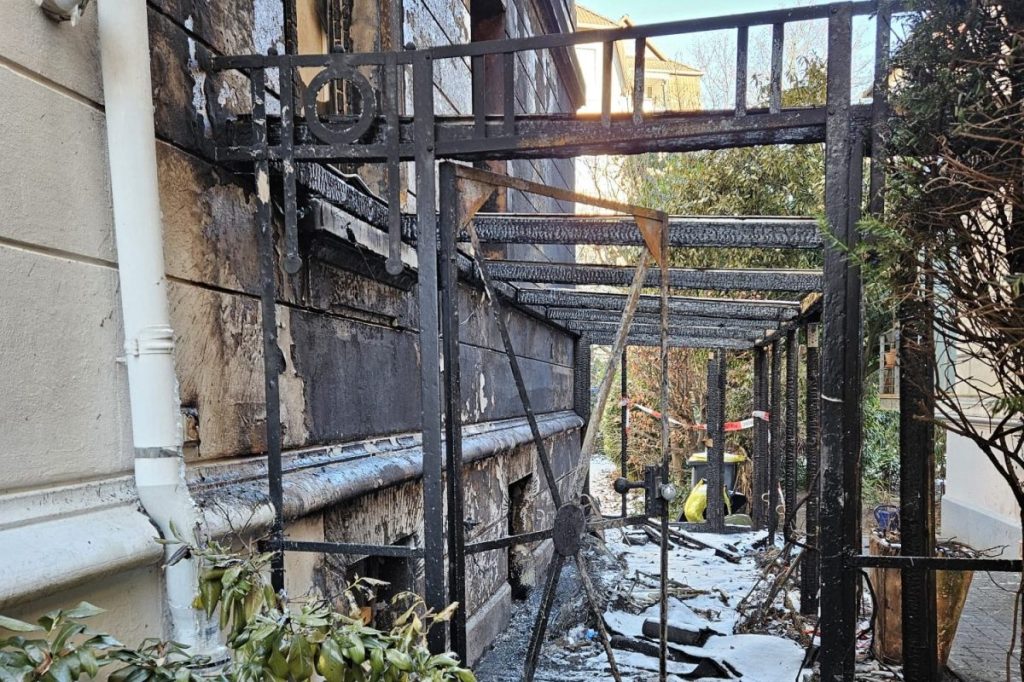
845 554 1024 572
218 106 873 164
465 528 555 555
491 262 822 292
564 320 761 340
519 289 800 320
472 214 822 249
211 3 900 72
264 539 423 558
584 334 754 350
546 309 779 329
436 106 835 161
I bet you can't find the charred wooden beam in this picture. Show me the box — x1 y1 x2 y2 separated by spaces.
784 328 799 537
563 320 760 340
584 334 753 350
518 289 800 320
752 347 770 530
470 214 823 249
801 323 821 615
546 308 778 330
706 352 727 532
490 262 822 292
768 338 783 544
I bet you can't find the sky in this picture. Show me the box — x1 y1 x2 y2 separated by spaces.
579 0 887 104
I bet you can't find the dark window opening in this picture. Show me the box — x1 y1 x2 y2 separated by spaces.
346 534 419 629
508 475 534 600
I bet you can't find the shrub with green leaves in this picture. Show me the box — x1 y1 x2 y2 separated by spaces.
1 540 474 682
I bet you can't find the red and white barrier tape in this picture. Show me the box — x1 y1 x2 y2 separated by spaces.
619 398 770 431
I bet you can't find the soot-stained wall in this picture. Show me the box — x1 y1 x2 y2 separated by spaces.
145 0 584 660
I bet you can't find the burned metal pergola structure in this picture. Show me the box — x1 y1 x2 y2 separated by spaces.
204 1 1024 680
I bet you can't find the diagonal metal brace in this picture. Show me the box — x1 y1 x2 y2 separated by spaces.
463 192 564 509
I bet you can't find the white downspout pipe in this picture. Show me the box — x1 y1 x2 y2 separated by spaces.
95 0 217 655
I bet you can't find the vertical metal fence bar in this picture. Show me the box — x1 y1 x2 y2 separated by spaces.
899 273 938 679
735 25 748 116
770 22 784 114
413 53 447 654
869 0 893 215
472 54 487 137
620 347 629 517
601 40 614 127
282 0 297 55
768 338 783 544
658 223 670 682
752 348 768 529
784 328 799 537
502 52 516 136
385 54 404 276
801 323 821 615
252 67 285 591
279 59 301 274
632 38 646 123
819 6 859 678
438 164 467 661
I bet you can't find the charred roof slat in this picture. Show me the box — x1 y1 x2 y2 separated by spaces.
583 334 754 350
518 289 800 320
491 262 822 293
563 320 761 340
545 309 779 329
470 214 822 249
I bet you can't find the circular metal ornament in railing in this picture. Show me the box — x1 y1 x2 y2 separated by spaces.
303 63 377 145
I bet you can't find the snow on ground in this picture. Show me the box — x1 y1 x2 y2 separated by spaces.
581 527 805 681
475 454 810 681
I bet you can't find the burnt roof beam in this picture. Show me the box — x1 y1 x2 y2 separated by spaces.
518 289 800 321
564 321 761 340
583 334 754 350
545 309 779 329
491 262 822 293
470 214 823 249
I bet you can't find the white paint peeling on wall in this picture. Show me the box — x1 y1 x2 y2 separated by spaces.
252 0 284 56
256 168 270 203
478 373 490 415
252 0 284 96
217 81 233 107
184 17 210 137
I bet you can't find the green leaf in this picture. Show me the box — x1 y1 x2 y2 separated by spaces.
48 657 73 682
0 617 42 634
62 604 105 621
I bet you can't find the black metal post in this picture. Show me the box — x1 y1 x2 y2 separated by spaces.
413 53 446 655
752 348 769 530
819 6 860 678
768 338 783 544
801 323 821 615
706 354 726 532
251 68 285 593
658 221 670 682
899 276 938 679
784 328 799 537
620 347 629 518
438 164 467 660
